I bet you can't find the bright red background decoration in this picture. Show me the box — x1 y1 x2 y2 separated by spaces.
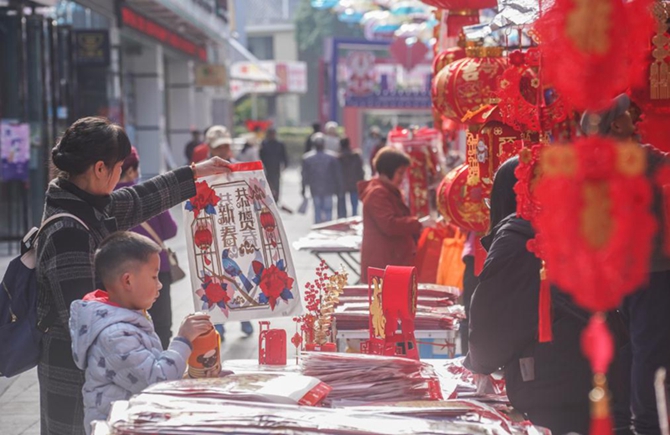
533 138 656 311
534 0 655 111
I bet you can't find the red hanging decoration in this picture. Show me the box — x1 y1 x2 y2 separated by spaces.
533 138 656 311
497 48 572 133
534 0 656 111
432 47 508 123
437 163 490 233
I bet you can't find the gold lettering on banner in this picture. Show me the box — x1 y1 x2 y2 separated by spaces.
566 0 612 55
651 1 670 100
466 131 481 185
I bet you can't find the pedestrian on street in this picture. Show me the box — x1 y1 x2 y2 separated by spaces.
304 122 321 153
260 127 288 203
301 133 343 224
581 94 670 435
337 137 365 218
183 128 201 163
192 125 234 163
236 137 260 163
369 135 387 175
464 157 632 435
115 146 178 350
38 116 230 435
358 147 424 281
324 121 341 153
363 126 383 166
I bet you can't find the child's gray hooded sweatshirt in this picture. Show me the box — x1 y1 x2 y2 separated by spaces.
69 291 191 434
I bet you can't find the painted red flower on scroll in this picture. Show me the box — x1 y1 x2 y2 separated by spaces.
185 181 220 218
259 265 295 310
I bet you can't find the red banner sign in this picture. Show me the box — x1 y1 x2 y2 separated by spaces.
121 7 207 62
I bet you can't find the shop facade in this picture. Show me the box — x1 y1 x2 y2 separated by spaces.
0 0 231 249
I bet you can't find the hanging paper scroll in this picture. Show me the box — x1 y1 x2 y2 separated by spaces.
184 162 303 322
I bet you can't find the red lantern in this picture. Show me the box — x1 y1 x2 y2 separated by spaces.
432 47 466 131
437 163 490 233
194 224 213 251
259 207 276 232
432 47 508 123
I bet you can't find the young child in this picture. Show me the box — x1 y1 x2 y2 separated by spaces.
69 232 213 434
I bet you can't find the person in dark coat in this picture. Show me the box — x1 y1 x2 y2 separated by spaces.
358 147 423 282
337 137 365 218
304 122 321 153
465 157 631 435
581 94 670 435
38 116 230 435
301 133 343 224
114 146 179 349
183 128 201 163
260 127 288 203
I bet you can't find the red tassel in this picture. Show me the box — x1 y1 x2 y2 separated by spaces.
538 264 553 343
590 415 613 435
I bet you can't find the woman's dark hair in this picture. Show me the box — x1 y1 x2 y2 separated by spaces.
374 147 411 179
340 137 351 151
52 117 131 177
488 156 520 234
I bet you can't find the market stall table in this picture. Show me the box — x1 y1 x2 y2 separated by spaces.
292 217 363 282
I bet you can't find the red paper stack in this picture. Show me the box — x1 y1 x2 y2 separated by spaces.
300 352 442 405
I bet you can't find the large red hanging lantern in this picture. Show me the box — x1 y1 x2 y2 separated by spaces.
437 163 489 233
432 46 508 123
432 47 466 131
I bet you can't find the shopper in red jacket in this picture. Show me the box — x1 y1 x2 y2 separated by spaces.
358 147 423 282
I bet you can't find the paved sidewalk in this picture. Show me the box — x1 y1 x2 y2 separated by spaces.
0 168 330 434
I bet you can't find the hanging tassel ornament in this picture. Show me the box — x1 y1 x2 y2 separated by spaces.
581 313 615 435
538 262 553 343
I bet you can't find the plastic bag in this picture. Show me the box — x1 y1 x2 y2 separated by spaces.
436 231 466 290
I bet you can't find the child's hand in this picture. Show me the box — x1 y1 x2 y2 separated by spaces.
178 314 212 343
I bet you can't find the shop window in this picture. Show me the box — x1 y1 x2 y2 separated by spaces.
247 36 274 61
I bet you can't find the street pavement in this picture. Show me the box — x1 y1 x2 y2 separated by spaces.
0 168 330 435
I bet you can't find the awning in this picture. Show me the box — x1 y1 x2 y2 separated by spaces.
227 37 279 83
124 0 228 46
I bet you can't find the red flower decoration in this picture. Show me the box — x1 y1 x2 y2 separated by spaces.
187 181 220 218
204 278 230 305
509 50 525 67
259 265 295 310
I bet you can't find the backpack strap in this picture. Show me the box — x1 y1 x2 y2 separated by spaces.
22 213 90 254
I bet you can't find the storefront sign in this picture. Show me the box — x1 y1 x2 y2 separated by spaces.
74 30 110 66
1 121 30 182
195 64 228 87
230 61 307 100
120 6 207 61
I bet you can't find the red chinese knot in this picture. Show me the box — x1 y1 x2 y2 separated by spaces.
533 138 656 311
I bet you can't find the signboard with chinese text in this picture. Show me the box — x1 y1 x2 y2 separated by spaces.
0 121 30 182
195 64 228 87
184 162 302 322
74 31 110 66
230 61 307 100
120 6 207 61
